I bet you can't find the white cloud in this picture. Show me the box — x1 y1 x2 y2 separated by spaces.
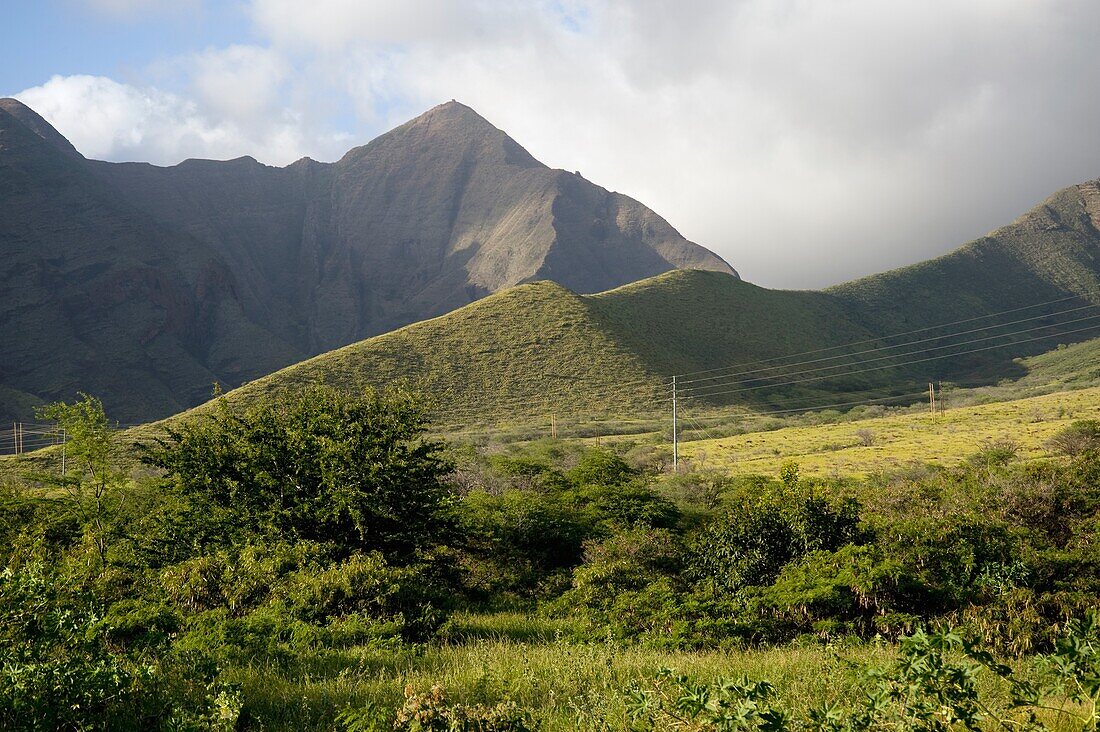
190 45 289 122
240 0 1100 287
18 1 1100 287
13 74 349 166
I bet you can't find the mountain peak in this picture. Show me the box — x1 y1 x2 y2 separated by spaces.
0 98 82 159
418 99 492 126
399 99 521 150
339 99 543 170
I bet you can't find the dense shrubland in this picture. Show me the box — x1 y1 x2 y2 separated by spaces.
1 390 1098 729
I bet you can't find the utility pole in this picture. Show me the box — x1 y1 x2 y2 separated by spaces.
928 382 937 424
551 414 557 439
61 429 66 476
672 375 679 472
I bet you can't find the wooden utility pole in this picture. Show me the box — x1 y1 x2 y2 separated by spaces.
551 414 557 439
928 382 937 423
672 375 679 472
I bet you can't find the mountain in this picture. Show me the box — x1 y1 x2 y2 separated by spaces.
187 180 1100 428
832 181 1100 332
0 98 735 422
157 271 880 430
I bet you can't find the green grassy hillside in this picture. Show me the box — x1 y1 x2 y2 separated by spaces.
175 262 1100 433
175 270 923 430
829 181 1100 379
188 181 1100 429
197 281 669 428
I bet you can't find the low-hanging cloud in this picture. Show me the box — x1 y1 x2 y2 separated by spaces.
15 0 1100 288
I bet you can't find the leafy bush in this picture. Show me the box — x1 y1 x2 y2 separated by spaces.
1047 419 1100 456
967 439 1018 469
561 482 681 535
626 615 1100 732
691 488 862 596
566 448 638 487
141 384 454 559
0 563 239 731
549 529 684 629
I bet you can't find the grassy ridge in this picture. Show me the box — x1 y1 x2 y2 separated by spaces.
201 281 669 427
194 270 914 428
829 182 1100 381
200 179 1100 429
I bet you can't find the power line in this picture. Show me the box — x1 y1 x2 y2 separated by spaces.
439 295 1100 426
670 294 1086 381
680 389 930 422
676 301 1099 387
679 310 1100 397
679 381 936 418
680 322 1100 401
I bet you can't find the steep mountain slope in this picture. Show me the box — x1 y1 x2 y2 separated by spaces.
0 101 302 421
0 99 734 421
186 270 903 427
830 181 1100 377
92 102 733 351
192 181 1100 428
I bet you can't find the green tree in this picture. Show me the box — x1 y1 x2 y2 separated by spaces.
566 447 638 487
140 384 453 560
37 394 123 568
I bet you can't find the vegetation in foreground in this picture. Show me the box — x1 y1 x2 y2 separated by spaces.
2 386 1099 730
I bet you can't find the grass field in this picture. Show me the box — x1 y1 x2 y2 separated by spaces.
228 613 909 730
679 384 1100 476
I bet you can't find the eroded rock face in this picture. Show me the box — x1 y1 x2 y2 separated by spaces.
0 98 735 421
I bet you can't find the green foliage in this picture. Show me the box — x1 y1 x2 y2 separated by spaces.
562 481 681 536
457 489 586 600
550 529 684 632
566 448 638 487
691 482 862 596
37 393 114 483
626 668 785 732
1047 419 1100 456
966 439 1019 469
0 563 240 731
141 384 453 558
7 381 1100 729
34 393 126 567
626 616 1100 732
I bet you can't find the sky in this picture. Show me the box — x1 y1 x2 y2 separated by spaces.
6 0 1100 289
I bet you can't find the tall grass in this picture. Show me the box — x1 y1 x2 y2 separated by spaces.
226 613 920 731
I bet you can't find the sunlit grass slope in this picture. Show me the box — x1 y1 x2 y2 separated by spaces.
175 270 910 428
680 384 1100 477
191 280 669 427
